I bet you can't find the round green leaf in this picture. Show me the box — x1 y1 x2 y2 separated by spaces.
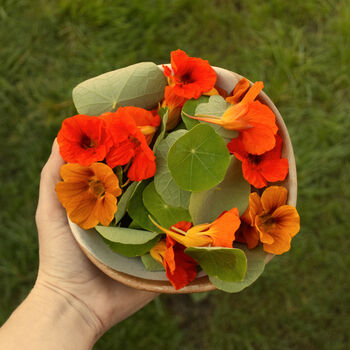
189 156 250 224
95 225 158 245
72 62 167 115
142 182 192 228
154 129 191 208
167 124 231 192
209 244 266 293
103 236 160 258
185 247 247 282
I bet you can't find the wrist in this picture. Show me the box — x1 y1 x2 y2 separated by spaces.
1 281 103 350
30 280 103 348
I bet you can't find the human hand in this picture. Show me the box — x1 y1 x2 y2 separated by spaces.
34 139 157 342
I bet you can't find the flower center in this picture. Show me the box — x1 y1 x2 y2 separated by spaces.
88 177 105 198
258 213 276 231
128 135 141 148
248 154 261 165
181 72 194 84
81 135 96 149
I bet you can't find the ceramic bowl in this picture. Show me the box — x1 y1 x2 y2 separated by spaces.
69 66 297 294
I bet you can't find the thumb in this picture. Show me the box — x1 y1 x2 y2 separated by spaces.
36 139 66 230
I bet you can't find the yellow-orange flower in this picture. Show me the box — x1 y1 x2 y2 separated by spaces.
149 208 241 248
240 186 300 255
55 162 122 229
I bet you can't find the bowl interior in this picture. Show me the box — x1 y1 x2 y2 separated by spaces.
69 66 297 293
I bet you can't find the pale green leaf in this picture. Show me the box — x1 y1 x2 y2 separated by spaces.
72 62 166 115
195 95 238 140
189 156 250 224
182 95 238 141
167 124 231 192
142 182 192 228
114 181 139 224
209 244 266 293
181 96 208 130
103 236 160 257
195 95 230 117
95 225 158 244
153 107 168 151
154 129 191 208
185 247 247 282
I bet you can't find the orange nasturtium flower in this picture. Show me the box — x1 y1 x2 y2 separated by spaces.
102 110 156 182
55 162 122 230
161 86 187 130
150 208 241 248
238 186 300 254
163 49 217 99
226 77 250 104
150 222 198 290
189 81 278 155
227 134 289 188
57 115 113 166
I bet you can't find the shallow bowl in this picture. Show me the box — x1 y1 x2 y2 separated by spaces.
69 66 297 294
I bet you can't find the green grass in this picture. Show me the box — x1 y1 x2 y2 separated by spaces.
1 0 349 349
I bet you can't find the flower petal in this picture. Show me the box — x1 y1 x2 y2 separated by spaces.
205 208 241 247
245 192 263 225
271 205 300 238
262 233 291 255
260 186 288 213
150 239 167 265
227 136 248 161
127 149 156 181
226 78 250 104
242 159 268 188
241 81 264 104
261 134 283 160
106 142 135 168
259 158 289 183
164 236 198 290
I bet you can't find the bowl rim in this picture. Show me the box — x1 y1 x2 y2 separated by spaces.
70 65 297 294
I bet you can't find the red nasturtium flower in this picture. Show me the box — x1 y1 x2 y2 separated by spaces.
102 107 161 144
228 134 289 188
150 208 241 248
150 221 198 290
238 186 300 254
55 162 122 230
190 81 278 155
57 115 113 166
102 110 156 181
163 49 217 99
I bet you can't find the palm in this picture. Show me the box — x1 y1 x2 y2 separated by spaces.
36 141 156 331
